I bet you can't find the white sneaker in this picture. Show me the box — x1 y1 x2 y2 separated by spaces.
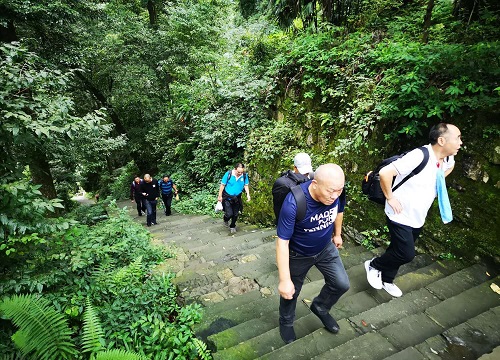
364 259 383 289
230 228 236 234
382 282 403 297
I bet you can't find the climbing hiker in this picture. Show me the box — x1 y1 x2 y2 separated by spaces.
159 174 178 216
130 175 146 216
364 123 462 298
217 163 250 234
276 163 349 344
140 174 160 226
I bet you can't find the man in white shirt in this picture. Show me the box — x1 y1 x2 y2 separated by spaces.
364 123 462 297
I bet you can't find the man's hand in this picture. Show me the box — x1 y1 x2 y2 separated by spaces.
246 194 251 202
387 197 403 214
217 195 222 202
332 235 343 248
278 279 295 300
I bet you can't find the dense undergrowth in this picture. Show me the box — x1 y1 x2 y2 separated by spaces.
0 203 210 359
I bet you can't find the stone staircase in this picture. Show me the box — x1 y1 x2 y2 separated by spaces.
125 205 500 359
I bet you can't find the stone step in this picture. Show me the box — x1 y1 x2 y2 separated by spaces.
174 238 276 284
148 220 221 241
173 249 267 301
198 289 264 322
195 252 435 345
312 332 397 360
194 241 273 265
377 277 500 350
154 218 260 242
231 240 367 281
423 275 500 330
147 215 213 232
174 257 236 283
198 243 382 346
205 252 435 341
156 222 256 244
308 272 499 360
210 290 377 353
161 230 268 262
253 259 465 360
349 263 490 334
257 252 435 297
210 257 449 359
187 229 275 258
384 305 500 360
195 290 277 341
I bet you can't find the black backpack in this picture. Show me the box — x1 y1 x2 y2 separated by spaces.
362 147 429 204
272 171 313 223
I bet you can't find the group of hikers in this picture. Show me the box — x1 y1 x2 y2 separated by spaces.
130 174 178 226
132 122 463 345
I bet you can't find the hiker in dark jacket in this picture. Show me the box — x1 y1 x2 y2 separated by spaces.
130 175 146 216
140 174 160 226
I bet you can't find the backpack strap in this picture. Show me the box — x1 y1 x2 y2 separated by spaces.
290 185 307 222
392 146 430 192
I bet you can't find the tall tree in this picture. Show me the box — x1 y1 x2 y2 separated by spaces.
0 43 105 198
422 0 435 43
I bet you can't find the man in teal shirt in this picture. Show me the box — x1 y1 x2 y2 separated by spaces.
217 163 250 233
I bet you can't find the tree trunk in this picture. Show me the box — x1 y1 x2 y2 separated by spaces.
0 18 18 43
28 145 57 200
422 0 435 44
147 0 158 26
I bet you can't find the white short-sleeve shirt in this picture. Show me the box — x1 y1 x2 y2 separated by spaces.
384 144 455 228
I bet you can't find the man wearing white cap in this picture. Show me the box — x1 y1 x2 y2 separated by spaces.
272 153 314 223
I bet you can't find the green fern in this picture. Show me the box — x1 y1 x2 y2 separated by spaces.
110 256 144 290
0 352 23 359
92 349 148 360
0 294 77 360
82 299 106 354
192 338 211 360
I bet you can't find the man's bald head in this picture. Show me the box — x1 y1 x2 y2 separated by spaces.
310 164 345 206
314 164 344 184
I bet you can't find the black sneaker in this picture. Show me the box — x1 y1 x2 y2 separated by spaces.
279 324 296 344
310 301 339 334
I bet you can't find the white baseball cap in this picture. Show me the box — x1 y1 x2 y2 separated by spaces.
293 153 313 174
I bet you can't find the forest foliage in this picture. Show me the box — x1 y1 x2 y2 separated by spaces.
1 0 499 357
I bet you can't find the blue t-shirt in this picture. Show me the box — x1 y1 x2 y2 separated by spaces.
277 181 345 256
159 179 174 194
221 171 249 196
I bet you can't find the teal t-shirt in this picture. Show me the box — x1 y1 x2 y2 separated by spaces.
221 171 248 196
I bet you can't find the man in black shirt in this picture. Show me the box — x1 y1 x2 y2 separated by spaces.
130 175 146 216
140 174 160 226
